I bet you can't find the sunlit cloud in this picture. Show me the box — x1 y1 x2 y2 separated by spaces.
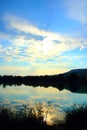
0 63 70 75
3 15 87 55
0 14 87 75
5 15 46 37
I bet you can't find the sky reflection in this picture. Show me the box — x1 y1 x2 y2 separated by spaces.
0 85 87 124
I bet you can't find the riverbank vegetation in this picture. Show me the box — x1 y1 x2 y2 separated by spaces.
0 104 87 130
0 70 87 93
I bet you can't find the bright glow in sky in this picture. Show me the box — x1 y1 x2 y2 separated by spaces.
0 0 87 75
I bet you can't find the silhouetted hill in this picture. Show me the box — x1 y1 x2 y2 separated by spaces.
0 68 87 93
64 68 87 77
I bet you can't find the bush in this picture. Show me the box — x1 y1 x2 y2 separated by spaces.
65 104 87 130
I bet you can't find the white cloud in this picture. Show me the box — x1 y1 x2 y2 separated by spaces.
5 15 46 37
1 15 87 62
10 36 87 63
0 15 87 75
65 0 87 24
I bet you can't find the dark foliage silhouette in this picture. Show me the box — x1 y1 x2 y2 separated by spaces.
65 104 87 130
0 104 87 130
67 72 79 92
0 69 87 93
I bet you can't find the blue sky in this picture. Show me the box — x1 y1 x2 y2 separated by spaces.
0 0 87 75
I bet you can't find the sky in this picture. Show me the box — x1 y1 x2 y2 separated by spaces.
0 0 87 75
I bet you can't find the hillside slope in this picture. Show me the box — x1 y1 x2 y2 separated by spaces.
64 68 87 77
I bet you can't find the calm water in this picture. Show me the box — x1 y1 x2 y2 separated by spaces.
0 85 87 124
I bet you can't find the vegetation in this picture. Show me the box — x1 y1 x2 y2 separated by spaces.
0 106 48 130
0 106 63 130
0 104 87 130
0 69 87 93
65 104 87 130
0 69 87 129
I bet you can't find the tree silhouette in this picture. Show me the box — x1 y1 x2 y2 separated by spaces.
68 73 79 92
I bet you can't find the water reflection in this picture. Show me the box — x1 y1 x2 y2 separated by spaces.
0 85 87 124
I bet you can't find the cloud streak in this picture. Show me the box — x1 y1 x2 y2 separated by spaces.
0 15 87 75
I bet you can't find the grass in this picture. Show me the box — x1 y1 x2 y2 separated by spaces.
0 104 87 130
65 104 87 130
0 107 48 130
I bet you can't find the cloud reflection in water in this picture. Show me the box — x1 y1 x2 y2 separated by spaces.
0 85 87 124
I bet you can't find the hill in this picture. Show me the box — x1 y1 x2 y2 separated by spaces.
64 68 87 77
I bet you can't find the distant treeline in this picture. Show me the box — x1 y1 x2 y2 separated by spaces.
0 72 87 92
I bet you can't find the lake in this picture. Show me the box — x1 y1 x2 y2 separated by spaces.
0 85 87 125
